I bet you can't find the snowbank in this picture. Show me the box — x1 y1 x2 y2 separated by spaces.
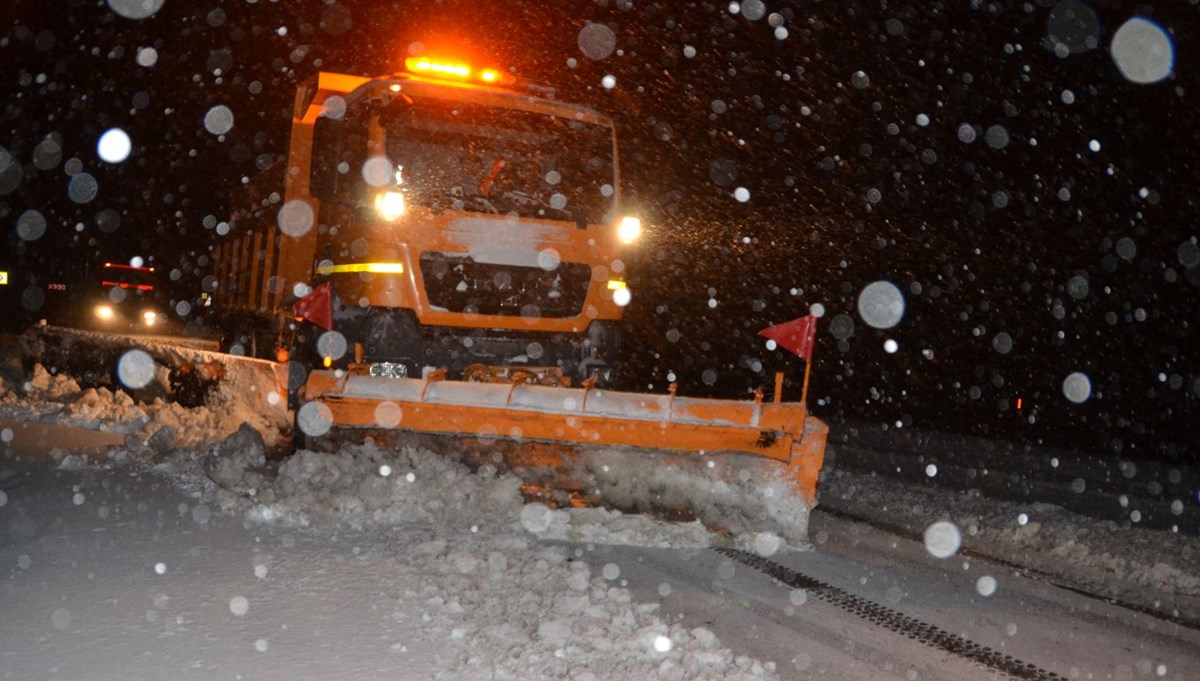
191 430 720 550
0 351 287 450
819 465 1200 601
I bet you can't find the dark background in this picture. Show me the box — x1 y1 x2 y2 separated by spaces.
2 0 1197 462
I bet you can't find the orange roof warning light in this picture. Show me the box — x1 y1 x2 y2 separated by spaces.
404 57 508 86
406 57 471 79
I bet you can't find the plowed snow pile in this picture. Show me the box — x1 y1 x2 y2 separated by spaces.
0 353 286 450
181 425 716 549
820 466 1200 600
585 447 808 546
150 426 776 680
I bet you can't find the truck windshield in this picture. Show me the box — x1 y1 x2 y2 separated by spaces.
377 96 616 225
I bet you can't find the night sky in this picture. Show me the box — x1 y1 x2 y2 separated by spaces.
2 0 1197 462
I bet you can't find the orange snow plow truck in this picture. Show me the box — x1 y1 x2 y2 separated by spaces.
213 58 827 538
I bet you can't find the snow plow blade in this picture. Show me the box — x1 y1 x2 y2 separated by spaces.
298 369 827 540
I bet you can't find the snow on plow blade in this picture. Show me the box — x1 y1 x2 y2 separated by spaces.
298 370 828 541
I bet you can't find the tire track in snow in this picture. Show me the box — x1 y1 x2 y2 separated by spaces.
816 505 1200 632
716 547 1065 681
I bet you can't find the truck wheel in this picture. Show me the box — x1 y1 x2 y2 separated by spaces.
290 406 307 453
285 358 310 454
219 328 257 358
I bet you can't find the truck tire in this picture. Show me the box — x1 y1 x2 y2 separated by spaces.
290 405 308 453
218 325 258 358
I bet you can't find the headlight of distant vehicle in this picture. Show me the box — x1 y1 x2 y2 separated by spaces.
94 304 115 321
142 310 157 326
374 191 405 221
616 215 641 244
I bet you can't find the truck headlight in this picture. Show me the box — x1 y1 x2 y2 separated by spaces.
374 191 405 220
142 310 157 326
616 216 641 244
95 304 115 321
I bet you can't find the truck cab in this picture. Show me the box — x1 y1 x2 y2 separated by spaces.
219 59 640 386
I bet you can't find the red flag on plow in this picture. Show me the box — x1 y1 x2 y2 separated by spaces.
294 282 334 331
758 314 818 362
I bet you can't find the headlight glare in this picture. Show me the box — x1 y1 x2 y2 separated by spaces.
374 191 405 220
616 215 641 244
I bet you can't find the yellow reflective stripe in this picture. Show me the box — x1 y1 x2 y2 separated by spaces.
316 262 405 275
606 280 627 290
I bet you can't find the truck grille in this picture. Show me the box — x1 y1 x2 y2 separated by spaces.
419 253 591 318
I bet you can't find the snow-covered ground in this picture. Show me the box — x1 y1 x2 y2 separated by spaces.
3 346 1199 678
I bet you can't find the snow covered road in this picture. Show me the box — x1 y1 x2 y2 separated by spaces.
5 419 1198 680
1 456 445 679
572 511 1200 680
0 417 126 457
